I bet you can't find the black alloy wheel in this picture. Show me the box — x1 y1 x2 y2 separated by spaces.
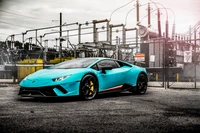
136 74 147 94
80 74 98 100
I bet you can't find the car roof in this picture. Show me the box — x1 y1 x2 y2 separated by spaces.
82 57 133 68
76 57 114 62
78 57 112 60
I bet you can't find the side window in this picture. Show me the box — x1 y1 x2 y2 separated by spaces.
97 60 119 70
114 61 120 67
91 64 98 70
117 61 132 68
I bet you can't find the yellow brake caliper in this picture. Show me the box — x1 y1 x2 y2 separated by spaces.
89 81 94 95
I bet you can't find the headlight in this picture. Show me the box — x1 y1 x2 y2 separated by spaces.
23 74 31 80
23 76 28 80
52 75 71 82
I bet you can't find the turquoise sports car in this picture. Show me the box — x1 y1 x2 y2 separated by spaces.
19 58 148 100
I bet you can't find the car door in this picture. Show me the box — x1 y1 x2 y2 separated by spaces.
96 60 127 91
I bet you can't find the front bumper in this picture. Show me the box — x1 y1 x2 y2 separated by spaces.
18 85 67 97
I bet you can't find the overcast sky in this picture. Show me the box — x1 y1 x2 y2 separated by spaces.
0 0 199 44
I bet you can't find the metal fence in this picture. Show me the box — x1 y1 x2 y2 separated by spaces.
146 37 200 89
1 40 200 89
167 64 200 89
0 59 200 89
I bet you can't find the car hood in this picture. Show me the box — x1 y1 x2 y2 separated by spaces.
25 68 88 80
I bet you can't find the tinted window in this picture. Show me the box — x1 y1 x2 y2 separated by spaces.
91 64 98 70
97 60 119 70
117 61 132 67
49 58 97 69
114 61 120 67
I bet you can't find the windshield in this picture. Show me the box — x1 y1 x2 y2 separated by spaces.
49 58 98 69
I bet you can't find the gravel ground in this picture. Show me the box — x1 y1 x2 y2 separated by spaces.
0 86 200 133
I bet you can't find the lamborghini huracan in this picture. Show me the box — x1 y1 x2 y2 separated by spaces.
19 58 148 100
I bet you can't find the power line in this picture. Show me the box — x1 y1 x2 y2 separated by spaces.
0 20 33 28
0 9 52 22
109 0 135 21
0 33 9 35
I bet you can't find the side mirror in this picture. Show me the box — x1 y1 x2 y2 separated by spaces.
101 66 112 74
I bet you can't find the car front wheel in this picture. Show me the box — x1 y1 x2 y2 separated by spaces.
80 74 98 100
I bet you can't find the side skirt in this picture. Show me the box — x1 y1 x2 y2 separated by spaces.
99 84 136 94
122 84 137 92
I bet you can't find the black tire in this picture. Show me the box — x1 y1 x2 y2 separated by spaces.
136 74 147 94
80 74 98 100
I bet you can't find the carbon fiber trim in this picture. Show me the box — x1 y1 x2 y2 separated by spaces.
19 85 67 97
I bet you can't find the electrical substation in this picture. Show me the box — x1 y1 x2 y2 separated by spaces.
0 1 200 89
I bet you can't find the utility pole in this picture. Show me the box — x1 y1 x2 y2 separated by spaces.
148 3 151 28
136 0 140 53
122 25 126 45
107 21 110 42
116 36 119 59
93 21 97 43
67 31 69 48
35 30 37 46
194 29 197 89
165 10 169 88
78 24 81 44
22 33 25 48
189 25 192 43
136 29 139 53
59 12 62 62
136 0 140 25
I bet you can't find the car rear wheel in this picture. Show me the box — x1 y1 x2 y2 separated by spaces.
136 74 147 94
80 74 98 100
